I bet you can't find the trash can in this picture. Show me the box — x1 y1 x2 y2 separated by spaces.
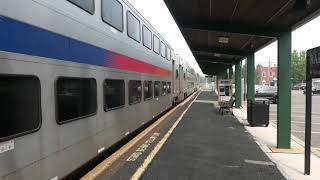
247 98 270 127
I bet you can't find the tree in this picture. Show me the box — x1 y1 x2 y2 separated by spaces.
291 50 306 84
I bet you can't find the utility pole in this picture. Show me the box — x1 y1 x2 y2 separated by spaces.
268 57 271 86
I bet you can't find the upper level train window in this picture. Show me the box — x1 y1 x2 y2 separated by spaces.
166 47 170 60
167 82 171 94
67 0 94 14
142 25 152 49
104 79 125 111
153 35 160 54
0 75 41 142
56 77 97 124
161 81 167 96
154 81 160 98
127 11 140 42
129 80 142 105
161 42 166 58
102 0 123 31
144 81 153 100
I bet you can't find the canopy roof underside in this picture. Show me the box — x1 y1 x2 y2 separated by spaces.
164 0 320 75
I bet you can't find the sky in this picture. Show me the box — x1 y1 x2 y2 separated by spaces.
128 0 320 73
128 0 204 75
255 15 320 67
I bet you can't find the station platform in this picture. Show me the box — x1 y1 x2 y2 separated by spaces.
83 91 286 180
140 91 285 180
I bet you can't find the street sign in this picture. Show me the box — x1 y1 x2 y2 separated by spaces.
307 47 320 78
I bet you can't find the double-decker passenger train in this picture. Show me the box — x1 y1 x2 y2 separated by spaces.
0 0 200 179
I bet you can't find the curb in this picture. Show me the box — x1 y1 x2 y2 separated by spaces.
269 122 320 158
233 107 320 157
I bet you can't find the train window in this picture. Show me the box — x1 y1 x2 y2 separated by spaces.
166 47 170 60
184 73 186 80
161 42 166 58
161 81 167 96
127 11 140 42
129 80 142 105
144 81 153 100
175 69 179 79
102 0 123 32
188 82 194 89
154 81 160 98
167 82 171 94
67 0 95 14
142 25 152 50
153 35 160 54
56 77 97 124
0 75 41 142
104 79 125 111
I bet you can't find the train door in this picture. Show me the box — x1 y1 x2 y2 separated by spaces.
172 60 176 104
180 65 184 99
172 60 175 94
178 65 182 94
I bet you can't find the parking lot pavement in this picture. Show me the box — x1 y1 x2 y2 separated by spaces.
270 90 320 149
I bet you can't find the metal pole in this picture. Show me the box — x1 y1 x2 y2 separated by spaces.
305 55 312 175
277 31 292 148
244 60 247 101
235 61 242 108
247 54 255 102
268 57 271 86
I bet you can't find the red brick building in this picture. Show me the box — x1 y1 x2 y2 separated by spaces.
256 65 277 85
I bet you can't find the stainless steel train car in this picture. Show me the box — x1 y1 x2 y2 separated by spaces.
0 0 199 179
178 58 199 98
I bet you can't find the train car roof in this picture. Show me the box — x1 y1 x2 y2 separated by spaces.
122 0 172 50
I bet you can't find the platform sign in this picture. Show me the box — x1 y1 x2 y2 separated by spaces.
304 46 320 175
308 47 320 78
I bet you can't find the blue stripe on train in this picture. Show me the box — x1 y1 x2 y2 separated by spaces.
0 16 108 66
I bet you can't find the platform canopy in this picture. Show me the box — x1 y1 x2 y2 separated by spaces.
164 0 320 75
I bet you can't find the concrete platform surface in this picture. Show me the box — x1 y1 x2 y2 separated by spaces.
233 106 320 180
141 91 286 180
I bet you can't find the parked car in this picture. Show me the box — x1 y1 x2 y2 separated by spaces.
303 87 320 94
292 83 306 90
255 86 278 104
255 85 265 92
292 84 301 90
303 80 320 94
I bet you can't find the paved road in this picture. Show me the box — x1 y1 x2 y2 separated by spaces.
270 90 320 149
